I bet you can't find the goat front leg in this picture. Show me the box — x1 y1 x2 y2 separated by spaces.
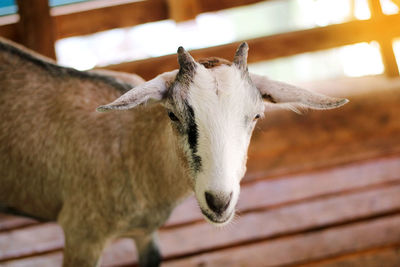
58 206 108 267
134 232 162 267
62 235 106 267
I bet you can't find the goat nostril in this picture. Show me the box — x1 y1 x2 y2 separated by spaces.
205 191 232 215
205 192 215 211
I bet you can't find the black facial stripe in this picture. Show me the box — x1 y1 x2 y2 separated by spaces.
186 104 202 172
187 105 197 152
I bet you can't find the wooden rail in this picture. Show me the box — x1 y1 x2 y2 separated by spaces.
105 13 400 79
0 0 399 77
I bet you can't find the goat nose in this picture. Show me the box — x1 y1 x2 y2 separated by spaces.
205 191 232 215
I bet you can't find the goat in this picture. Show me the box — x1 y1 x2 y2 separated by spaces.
0 38 348 267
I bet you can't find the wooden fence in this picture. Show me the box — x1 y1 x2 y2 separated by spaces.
0 0 399 79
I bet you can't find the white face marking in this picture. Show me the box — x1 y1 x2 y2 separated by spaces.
186 64 264 225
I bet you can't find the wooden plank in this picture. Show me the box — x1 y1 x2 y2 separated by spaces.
167 156 400 226
299 246 400 267
2 182 400 265
52 0 168 39
0 223 64 262
1 252 63 267
163 215 400 267
105 14 400 79
16 0 56 59
7 246 400 267
0 214 36 233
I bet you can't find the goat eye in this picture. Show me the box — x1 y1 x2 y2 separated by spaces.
254 114 261 121
168 111 179 122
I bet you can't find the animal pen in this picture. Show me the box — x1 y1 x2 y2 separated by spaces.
1 0 400 266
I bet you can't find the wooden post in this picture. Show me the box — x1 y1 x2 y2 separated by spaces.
16 0 56 60
368 0 399 77
167 0 200 22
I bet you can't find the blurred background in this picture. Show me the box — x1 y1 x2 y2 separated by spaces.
1 0 400 81
1 0 400 266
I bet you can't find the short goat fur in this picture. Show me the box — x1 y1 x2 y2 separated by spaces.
0 38 348 266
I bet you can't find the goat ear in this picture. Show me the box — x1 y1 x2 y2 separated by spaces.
250 73 348 111
97 70 178 112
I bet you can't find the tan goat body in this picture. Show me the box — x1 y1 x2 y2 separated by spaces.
0 38 347 267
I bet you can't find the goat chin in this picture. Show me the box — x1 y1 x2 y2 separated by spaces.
201 209 235 227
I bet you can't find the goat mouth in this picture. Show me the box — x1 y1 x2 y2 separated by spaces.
201 209 234 225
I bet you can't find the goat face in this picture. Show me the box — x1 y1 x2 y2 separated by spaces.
164 47 265 225
97 43 348 226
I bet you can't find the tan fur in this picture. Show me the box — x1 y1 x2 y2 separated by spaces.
0 38 191 267
198 57 232 69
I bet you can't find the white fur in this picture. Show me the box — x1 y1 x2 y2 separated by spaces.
187 64 264 224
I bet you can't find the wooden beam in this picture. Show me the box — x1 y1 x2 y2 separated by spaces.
167 0 201 22
16 0 56 60
51 0 266 38
105 14 400 80
368 0 399 77
0 0 268 41
52 0 168 39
